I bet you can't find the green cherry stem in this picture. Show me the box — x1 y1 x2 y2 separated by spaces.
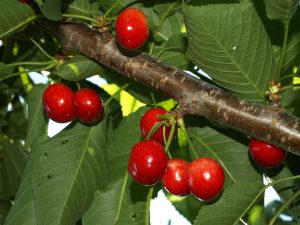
145 120 164 140
268 188 300 225
30 38 54 60
145 186 154 225
177 117 198 159
6 60 54 67
164 118 177 158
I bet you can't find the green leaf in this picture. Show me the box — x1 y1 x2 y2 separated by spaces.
263 0 299 24
188 127 261 185
32 121 110 225
3 141 40 225
0 0 37 39
184 3 275 102
193 182 264 225
0 138 28 198
63 0 91 16
108 107 148 181
55 55 104 81
26 85 48 150
36 0 62 21
0 200 11 224
83 175 147 225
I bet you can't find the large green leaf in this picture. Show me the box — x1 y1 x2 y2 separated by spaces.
3 140 41 225
0 0 37 39
263 0 299 23
188 127 261 185
26 85 48 150
63 0 91 16
108 107 148 181
184 3 275 102
193 182 264 225
36 0 62 21
55 55 104 81
31 120 110 225
83 175 147 225
0 138 28 198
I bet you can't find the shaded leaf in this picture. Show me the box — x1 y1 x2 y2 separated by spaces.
63 0 91 16
0 138 28 198
32 121 110 225
55 55 104 81
0 0 37 39
36 0 62 21
193 182 264 225
83 175 147 225
263 0 299 24
184 3 275 102
26 85 48 150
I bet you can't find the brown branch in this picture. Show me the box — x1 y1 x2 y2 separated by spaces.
38 19 300 155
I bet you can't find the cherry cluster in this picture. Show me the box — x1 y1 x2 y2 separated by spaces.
128 108 225 202
42 83 104 124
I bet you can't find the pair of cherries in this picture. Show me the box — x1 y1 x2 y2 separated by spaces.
128 108 225 202
42 83 104 124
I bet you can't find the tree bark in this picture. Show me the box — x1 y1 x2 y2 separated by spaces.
39 19 300 156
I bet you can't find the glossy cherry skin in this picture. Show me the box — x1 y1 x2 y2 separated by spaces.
140 108 172 145
249 138 286 168
74 88 104 124
161 159 190 196
187 157 225 202
128 140 167 186
42 83 75 123
115 8 149 50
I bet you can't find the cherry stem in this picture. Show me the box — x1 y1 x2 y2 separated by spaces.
145 186 154 225
268 188 300 225
177 117 198 159
164 118 177 159
145 120 164 140
30 38 54 60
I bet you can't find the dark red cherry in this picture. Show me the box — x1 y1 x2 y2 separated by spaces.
74 88 104 124
128 140 167 186
115 8 149 50
249 138 286 168
187 157 225 202
42 83 75 123
161 159 190 196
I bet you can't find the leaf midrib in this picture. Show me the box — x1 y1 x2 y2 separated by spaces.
56 127 95 225
187 6 264 98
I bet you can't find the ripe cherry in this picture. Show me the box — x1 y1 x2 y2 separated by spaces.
74 88 104 124
249 138 286 168
140 108 172 145
42 83 75 123
128 140 167 186
161 159 190 196
187 157 225 202
115 8 149 50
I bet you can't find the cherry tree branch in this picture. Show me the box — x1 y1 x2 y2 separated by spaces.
38 19 300 155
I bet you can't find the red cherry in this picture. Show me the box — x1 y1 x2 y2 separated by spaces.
42 83 75 123
187 157 225 202
115 8 149 50
249 138 286 168
140 108 172 145
161 159 190 196
128 140 167 186
74 88 104 124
